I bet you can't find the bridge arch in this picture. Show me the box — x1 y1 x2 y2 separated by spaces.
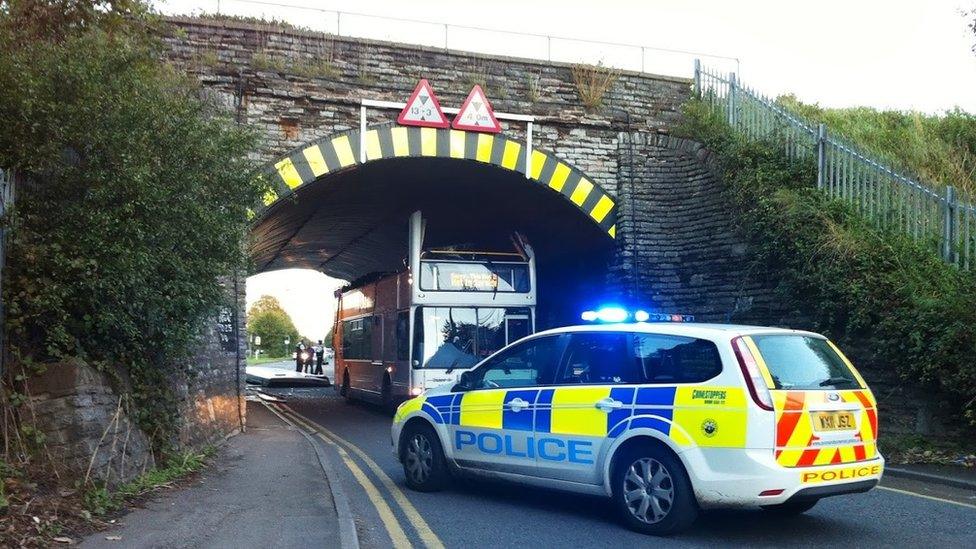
257 124 618 238
250 124 622 324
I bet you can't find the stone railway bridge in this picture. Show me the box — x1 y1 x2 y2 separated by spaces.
166 16 780 325
151 16 823 450
30 17 935 482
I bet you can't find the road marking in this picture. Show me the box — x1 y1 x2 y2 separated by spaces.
282 405 446 549
270 405 413 549
877 486 976 510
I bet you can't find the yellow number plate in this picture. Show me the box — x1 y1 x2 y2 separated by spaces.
813 411 856 432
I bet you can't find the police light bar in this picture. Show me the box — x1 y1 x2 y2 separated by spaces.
580 308 694 323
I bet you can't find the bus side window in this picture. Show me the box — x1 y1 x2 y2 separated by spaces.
383 313 397 362
342 317 370 360
396 312 409 361
371 315 384 362
412 309 424 367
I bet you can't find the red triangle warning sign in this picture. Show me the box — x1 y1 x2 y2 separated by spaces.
397 79 450 128
452 85 501 133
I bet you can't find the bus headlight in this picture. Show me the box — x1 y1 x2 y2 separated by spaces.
410 386 423 396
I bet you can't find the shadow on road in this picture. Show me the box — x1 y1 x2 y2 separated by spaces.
444 475 857 544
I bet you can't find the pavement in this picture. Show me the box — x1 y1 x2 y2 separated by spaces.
886 463 976 490
81 402 342 549
83 388 976 548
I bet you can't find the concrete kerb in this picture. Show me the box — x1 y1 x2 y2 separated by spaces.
263 402 360 549
885 466 976 492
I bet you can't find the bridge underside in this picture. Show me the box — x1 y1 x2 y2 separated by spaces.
250 157 617 325
250 157 615 283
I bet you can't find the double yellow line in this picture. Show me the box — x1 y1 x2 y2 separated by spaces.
270 403 445 549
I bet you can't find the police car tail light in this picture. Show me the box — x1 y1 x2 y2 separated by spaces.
732 337 774 411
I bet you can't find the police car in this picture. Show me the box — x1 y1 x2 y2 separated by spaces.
391 309 883 535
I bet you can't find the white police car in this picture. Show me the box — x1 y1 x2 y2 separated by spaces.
392 310 883 535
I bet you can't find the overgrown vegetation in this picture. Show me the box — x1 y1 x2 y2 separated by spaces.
251 50 339 79
83 449 211 516
678 99 976 426
525 73 541 103
0 0 268 453
571 61 619 110
1 449 212 546
461 63 507 100
777 95 976 200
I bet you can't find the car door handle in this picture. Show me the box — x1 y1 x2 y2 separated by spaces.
506 398 531 412
595 398 624 412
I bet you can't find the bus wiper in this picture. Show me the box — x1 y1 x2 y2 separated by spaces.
446 358 460 374
819 377 854 387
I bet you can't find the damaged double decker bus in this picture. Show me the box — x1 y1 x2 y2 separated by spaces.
334 212 537 409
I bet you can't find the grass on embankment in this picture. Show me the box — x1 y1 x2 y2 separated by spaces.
82 448 214 517
677 99 976 432
1 448 214 546
777 95 976 200
246 355 287 366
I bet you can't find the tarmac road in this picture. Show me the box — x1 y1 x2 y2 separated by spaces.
270 391 976 549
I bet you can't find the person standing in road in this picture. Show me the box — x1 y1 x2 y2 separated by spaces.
314 340 325 375
295 340 307 373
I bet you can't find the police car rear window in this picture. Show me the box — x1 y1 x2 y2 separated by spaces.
556 332 722 385
750 335 861 390
632 334 722 384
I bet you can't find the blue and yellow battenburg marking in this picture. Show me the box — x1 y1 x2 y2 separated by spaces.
259 125 618 238
398 385 748 450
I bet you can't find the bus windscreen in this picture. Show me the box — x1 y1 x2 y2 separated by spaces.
416 307 531 369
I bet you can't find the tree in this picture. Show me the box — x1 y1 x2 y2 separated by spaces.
247 296 299 358
0 1 270 451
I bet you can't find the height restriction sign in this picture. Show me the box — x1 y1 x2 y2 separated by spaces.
452 84 501 133
397 79 450 128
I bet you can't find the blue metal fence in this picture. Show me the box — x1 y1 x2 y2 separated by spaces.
695 61 975 270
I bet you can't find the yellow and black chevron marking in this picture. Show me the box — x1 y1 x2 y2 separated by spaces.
259 125 618 237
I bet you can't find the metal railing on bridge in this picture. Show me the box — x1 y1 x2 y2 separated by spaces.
694 62 976 270
173 0 740 78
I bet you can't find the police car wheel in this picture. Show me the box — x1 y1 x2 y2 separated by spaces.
402 423 448 492
760 499 818 515
612 446 697 535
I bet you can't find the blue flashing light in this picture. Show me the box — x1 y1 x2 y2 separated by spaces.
580 307 695 324
596 307 628 323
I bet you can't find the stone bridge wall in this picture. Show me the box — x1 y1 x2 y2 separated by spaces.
163 17 763 311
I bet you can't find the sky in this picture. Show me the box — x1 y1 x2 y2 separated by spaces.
153 0 976 336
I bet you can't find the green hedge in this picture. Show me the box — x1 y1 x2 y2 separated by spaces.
678 100 976 425
0 3 269 452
